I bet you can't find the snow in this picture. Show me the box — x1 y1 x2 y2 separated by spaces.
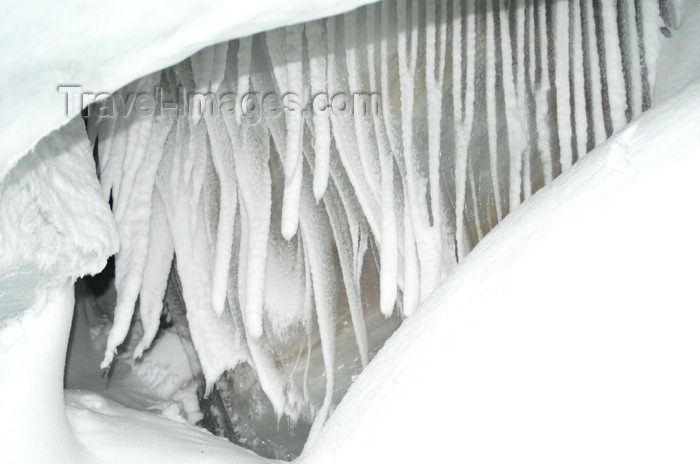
0 0 381 186
1 1 699 463
0 281 83 464
0 117 118 280
65 390 268 464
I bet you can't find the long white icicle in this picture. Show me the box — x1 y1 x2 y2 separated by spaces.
486 0 503 221
307 21 332 201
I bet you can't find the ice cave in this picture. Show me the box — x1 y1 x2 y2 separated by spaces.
1 0 699 463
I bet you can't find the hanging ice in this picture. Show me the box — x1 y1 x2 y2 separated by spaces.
90 0 667 456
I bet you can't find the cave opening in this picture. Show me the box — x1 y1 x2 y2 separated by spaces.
47 0 681 460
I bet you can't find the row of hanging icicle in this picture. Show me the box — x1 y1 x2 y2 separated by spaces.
90 0 665 446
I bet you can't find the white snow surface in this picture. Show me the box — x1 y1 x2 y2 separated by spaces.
1 1 700 463
0 0 379 185
65 390 269 464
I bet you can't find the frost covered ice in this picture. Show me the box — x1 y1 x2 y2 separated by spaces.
1 0 700 463
88 1 667 448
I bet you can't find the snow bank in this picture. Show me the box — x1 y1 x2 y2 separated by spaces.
65 390 268 464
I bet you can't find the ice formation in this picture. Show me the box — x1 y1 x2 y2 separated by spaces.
87 0 666 450
1 0 698 463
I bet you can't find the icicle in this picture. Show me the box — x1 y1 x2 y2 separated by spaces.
299 163 336 451
234 232 289 418
280 25 305 240
202 149 220 255
324 182 369 366
454 0 477 257
501 0 525 211
157 118 245 387
467 1 480 238
570 0 588 160
398 0 442 301
554 0 573 171
639 0 662 100
224 36 272 341
204 114 238 317
621 0 643 117
522 0 535 200
264 160 308 337
326 150 372 313
306 21 332 201
134 189 173 358
535 0 553 185
452 0 466 256
425 0 448 263
197 45 237 318
600 0 628 132
486 0 503 219
230 125 272 341
268 25 305 239
326 16 381 238
379 0 400 157
101 104 172 369
397 0 419 311
366 4 398 317
184 115 209 239
582 0 607 146
344 9 382 206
